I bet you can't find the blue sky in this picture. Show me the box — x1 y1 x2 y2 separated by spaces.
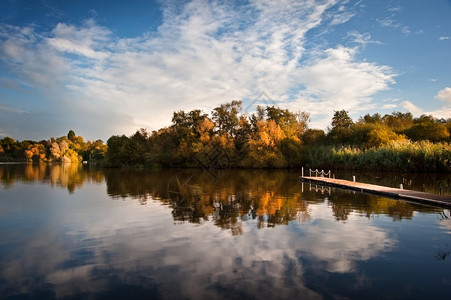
0 0 450 141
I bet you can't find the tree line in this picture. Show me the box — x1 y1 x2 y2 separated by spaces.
0 130 107 163
1 102 450 171
104 101 451 172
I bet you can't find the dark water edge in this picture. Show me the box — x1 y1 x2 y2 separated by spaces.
1 164 451 299
1 162 450 195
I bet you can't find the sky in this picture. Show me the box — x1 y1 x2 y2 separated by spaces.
0 0 450 141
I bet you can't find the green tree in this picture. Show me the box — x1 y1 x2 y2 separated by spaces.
331 110 354 129
67 130 76 141
106 135 130 166
280 138 302 167
328 110 354 144
1 137 18 155
211 101 242 137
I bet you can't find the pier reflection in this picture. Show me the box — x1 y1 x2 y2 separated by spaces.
103 168 441 231
0 164 443 228
1 164 451 299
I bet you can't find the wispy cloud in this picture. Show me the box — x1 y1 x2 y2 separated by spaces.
377 18 410 35
377 4 411 36
439 36 450 41
329 5 356 25
347 31 381 46
0 104 28 114
0 0 397 138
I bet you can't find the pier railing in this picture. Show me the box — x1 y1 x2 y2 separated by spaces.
301 167 331 178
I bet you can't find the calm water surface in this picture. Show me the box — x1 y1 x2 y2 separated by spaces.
1 164 451 299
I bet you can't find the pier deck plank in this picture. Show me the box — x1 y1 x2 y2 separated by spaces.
300 176 451 207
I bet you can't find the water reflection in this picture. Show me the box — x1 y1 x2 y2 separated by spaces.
104 168 439 230
0 163 104 193
104 169 310 231
1 164 451 299
0 164 443 229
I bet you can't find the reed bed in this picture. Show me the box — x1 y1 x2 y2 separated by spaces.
305 140 451 172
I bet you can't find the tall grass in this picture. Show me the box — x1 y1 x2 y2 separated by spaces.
305 140 451 172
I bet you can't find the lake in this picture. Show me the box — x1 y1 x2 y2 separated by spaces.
1 163 451 299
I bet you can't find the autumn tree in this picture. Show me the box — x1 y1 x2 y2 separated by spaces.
242 120 287 168
382 112 413 133
265 106 309 139
24 143 47 162
360 113 382 124
302 129 326 145
84 140 108 161
405 115 450 142
351 123 405 148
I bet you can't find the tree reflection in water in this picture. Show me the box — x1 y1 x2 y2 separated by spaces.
0 163 104 193
102 168 443 233
1 164 451 299
1 165 442 229
104 169 311 233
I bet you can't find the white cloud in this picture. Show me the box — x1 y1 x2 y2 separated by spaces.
0 25 69 89
0 0 397 138
397 89 451 120
293 45 395 128
382 104 397 109
425 107 451 120
47 20 110 59
435 87 451 103
400 100 423 115
439 36 450 41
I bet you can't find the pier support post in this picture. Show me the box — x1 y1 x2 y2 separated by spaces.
400 184 403 190
353 176 356 182
302 167 304 177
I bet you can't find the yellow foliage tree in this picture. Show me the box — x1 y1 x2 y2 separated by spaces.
24 144 47 162
243 120 287 167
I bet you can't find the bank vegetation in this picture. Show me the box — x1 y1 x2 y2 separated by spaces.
1 101 450 172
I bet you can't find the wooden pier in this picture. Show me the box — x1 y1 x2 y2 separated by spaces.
300 176 451 208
